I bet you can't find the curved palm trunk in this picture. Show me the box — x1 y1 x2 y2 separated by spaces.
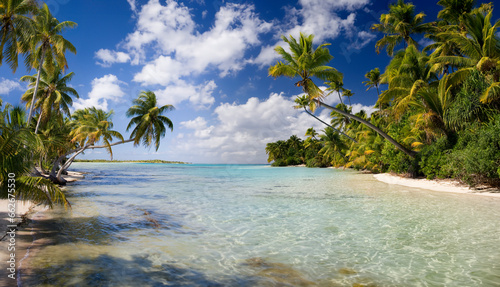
26 47 46 127
303 107 357 143
50 139 135 184
56 147 87 181
317 100 417 158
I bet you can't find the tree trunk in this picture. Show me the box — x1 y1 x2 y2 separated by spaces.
49 139 135 184
34 111 43 134
56 147 87 182
26 47 46 127
317 100 417 158
303 107 357 143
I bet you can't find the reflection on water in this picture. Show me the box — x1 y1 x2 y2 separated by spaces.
21 163 500 286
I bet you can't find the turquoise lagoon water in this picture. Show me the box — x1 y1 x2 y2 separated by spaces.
21 163 500 286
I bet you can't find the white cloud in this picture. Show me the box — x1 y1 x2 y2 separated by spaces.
127 0 137 12
95 49 131 67
133 55 185 85
253 0 371 66
73 74 127 111
125 0 270 82
154 80 216 109
0 78 22 95
351 103 377 116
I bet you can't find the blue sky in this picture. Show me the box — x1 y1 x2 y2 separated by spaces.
0 0 495 163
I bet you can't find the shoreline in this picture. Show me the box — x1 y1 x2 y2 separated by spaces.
373 173 500 197
0 171 85 287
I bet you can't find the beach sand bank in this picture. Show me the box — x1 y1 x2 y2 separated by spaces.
0 171 84 287
374 173 500 197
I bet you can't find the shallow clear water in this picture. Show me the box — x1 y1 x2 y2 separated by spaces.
22 163 500 286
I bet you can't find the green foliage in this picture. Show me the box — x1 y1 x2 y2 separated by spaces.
418 136 452 179
444 115 500 186
445 70 491 131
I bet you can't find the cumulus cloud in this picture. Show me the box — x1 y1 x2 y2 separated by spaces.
154 80 216 109
129 1 271 77
0 78 22 95
95 49 131 67
253 0 371 66
73 74 127 111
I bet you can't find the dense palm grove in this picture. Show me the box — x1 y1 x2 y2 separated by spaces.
0 1 174 206
266 0 500 187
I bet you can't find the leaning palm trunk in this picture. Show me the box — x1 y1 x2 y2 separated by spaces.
50 139 135 184
317 100 417 158
26 47 46 128
56 146 87 181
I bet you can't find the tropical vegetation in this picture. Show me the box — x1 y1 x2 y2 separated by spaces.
0 1 175 207
267 0 500 187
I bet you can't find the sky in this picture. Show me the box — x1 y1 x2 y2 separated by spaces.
0 0 495 163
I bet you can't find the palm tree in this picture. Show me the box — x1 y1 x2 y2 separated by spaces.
126 91 174 151
26 3 77 126
265 142 279 163
377 45 438 118
50 107 124 183
363 68 382 96
330 103 352 132
0 122 68 207
431 9 500 103
293 95 356 142
269 33 343 102
343 89 354 107
0 0 36 72
270 33 416 158
305 127 318 140
371 0 432 56
21 65 78 134
325 79 345 105
319 127 348 165
437 0 475 30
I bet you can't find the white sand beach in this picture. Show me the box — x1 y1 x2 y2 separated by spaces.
374 173 500 197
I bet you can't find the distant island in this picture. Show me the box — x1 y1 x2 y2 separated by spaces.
73 159 191 164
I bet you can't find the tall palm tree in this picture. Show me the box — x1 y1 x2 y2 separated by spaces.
270 33 416 158
371 0 432 56
431 9 500 103
21 65 78 134
363 68 382 96
293 95 356 142
377 45 438 118
0 0 36 72
126 91 174 151
269 33 343 103
26 3 76 126
343 89 354 107
325 79 345 105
